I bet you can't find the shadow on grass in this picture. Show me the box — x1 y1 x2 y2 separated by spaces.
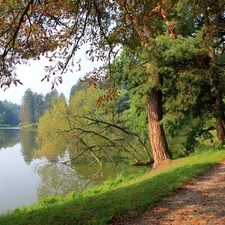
0 160 217 225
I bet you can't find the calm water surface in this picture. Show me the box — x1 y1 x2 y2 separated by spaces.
0 128 149 214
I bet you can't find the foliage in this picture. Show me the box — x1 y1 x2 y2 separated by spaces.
35 85 152 166
69 79 87 102
0 0 119 88
1 150 225 225
150 33 224 149
0 100 20 126
20 88 42 124
19 88 67 126
35 96 69 160
114 30 224 153
122 94 149 144
44 89 61 111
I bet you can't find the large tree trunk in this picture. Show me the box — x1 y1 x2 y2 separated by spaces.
216 117 225 144
209 47 225 144
147 83 170 170
115 0 172 169
214 92 225 144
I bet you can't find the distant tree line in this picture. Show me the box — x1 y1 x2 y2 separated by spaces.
0 85 78 126
19 88 66 125
0 100 20 126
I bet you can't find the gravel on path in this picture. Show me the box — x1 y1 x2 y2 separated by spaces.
127 160 225 225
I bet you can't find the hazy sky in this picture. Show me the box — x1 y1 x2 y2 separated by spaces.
0 46 102 104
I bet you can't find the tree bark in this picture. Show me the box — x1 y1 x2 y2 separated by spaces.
147 78 170 170
214 93 225 144
216 117 225 144
209 47 225 144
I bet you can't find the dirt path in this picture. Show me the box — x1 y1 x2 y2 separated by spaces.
127 160 225 225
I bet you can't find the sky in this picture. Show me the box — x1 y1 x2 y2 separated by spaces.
0 46 102 105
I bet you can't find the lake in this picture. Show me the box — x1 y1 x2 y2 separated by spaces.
0 128 149 214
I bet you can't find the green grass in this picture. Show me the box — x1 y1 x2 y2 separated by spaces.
19 123 38 129
1 149 225 225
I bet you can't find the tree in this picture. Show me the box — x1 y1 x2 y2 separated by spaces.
174 0 225 144
36 86 153 166
20 89 46 124
144 34 217 152
35 95 69 160
1 0 224 169
0 100 20 125
112 1 225 155
20 88 35 124
44 89 60 111
33 93 45 123
69 79 87 102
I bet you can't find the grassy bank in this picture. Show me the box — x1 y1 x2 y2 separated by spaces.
19 123 38 129
1 149 225 225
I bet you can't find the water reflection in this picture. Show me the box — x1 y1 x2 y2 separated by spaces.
0 142 41 214
34 162 140 198
19 129 38 164
0 128 150 214
0 127 20 149
34 163 102 197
